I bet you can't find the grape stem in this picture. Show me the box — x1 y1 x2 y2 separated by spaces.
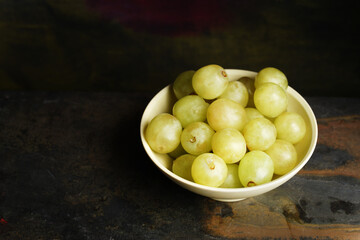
206 159 215 170
247 181 256 187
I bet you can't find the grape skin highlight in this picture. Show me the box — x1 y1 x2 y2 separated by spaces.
274 112 307 144
211 128 246 164
219 80 249 107
242 118 277 151
173 95 209 128
207 98 247 131
238 151 274 187
254 82 288 118
181 122 215 155
192 64 229 100
191 153 228 187
265 139 298 175
255 67 288 91
145 113 182 154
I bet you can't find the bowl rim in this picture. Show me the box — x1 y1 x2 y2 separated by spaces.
140 69 318 193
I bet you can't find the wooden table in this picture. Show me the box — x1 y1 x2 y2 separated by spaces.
0 92 359 239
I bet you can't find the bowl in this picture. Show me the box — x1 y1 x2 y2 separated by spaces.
140 69 318 202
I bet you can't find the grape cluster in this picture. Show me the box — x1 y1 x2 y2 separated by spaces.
145 65 307 188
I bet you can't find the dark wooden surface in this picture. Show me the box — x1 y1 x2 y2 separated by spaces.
0 92 359 239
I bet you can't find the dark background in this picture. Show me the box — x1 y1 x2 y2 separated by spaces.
0 0 359 97
1 1 360 239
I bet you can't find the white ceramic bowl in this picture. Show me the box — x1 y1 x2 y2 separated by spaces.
140 69 318 202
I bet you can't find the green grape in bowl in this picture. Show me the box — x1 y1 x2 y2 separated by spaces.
254 82 288 118
238 151 274 187
145 113 182 154
172 95 209 128
181 122 214 155
192 64 229 100
191 153 228 187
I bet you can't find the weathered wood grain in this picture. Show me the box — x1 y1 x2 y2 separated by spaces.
300 116 360 179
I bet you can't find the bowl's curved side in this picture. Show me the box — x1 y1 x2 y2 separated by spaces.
286 87 318 169
140 85 176 171
224 69 257 81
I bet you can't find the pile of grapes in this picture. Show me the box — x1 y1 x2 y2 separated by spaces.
145 65 307 188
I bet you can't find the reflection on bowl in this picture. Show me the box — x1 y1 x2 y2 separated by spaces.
140 69 318 202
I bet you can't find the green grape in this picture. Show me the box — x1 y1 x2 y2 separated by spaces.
172 95 209 128
173 70 195 99
191 153 228 187
181 122 215 155
211 128 246 164
207 98 247 131
265 139 298 175
172 154 196 181
255 67 288 91
220 164 243 188
245 107 264 123
219 80 249 107
274 112 307 144
238 151 274 187
168 143 187 159
192 64 229 100
239 77 255 107
145 113 182 153
254 82 288 118
242 118 277 151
